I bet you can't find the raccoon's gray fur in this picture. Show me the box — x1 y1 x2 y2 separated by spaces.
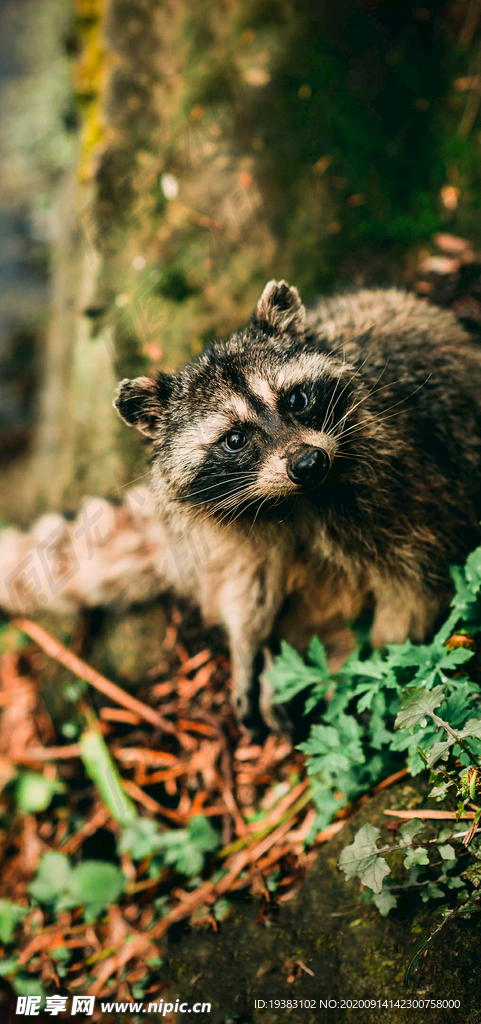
114 281 481 731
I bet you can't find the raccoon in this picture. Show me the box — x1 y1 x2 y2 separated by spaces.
114 280 481 732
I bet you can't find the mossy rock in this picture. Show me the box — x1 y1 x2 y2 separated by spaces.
155 783 481 1024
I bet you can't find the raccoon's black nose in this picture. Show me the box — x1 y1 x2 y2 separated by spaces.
287 447 329 487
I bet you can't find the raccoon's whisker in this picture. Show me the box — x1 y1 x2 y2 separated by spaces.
185 472 259 501
185 476 259 508
322 349 380 434
226 493 267 527
335 375 432 443
330 360 396 436
111 470 152 492
209 486 258 518
320 355 350 433
248 494 273 534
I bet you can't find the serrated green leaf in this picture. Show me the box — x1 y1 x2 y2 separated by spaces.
438 648 473 669
307 635 330 674
267 641 327 703
118 818 162 860
395 685 446 731
338 823 390 893
460 718 481 741
424 740 453 769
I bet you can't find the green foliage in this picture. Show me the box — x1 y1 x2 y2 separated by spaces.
268 540 481 971
119 815 220 877
15 771 65 814
0 900 28 945
29 852 125 920
79 724 137 826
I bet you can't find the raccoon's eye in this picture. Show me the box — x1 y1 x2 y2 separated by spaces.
287 385 309 413
223 431 247 452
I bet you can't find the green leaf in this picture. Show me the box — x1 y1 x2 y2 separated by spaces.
438 844 456 861
460 719 481 741
268 641 328 704
79 726 137 826
424 740 453 769
307 635 330 674
0 958 20 977
153 816 220 878
29 853 124 918
338 823 390 894
404 847 429 869
398 819 425 845
29 853 72 904
465 546 481 595
16 772 65 814
213 898 231 921
0 901 28 945
188 816 219 852
118 818 163 860
394 685 446 731
438 648 473 669
373 888 397 916
65 861 124 917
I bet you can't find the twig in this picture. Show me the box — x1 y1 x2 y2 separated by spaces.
123 780 184 823
61 805 111 854
384 809 475 819
373 768 409 792
10 745 82 762
11 617 175 733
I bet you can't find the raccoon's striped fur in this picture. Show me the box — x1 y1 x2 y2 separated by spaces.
114 281 481 731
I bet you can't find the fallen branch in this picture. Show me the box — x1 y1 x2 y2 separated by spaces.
384 809 476 820
11 617 175 733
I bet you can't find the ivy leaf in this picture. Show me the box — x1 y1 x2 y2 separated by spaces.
373 888 397 916
404 847 429 869
438 844 456 861
398 819 425 845
394 685 446 731
420 882 445 901
338 823 390 893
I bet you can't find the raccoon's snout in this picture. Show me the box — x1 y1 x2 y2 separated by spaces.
287 447 330 487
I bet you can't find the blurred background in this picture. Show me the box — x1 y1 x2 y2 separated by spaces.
2 0 481 525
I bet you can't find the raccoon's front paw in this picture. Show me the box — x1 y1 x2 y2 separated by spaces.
258 646 293 739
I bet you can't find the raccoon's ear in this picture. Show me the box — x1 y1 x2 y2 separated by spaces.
113 373 172 438
254 280 306 336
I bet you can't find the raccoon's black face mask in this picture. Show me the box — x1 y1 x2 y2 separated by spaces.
114 281 362 520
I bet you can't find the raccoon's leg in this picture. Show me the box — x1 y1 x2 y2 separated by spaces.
371 579 447 647
217 560 287 733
